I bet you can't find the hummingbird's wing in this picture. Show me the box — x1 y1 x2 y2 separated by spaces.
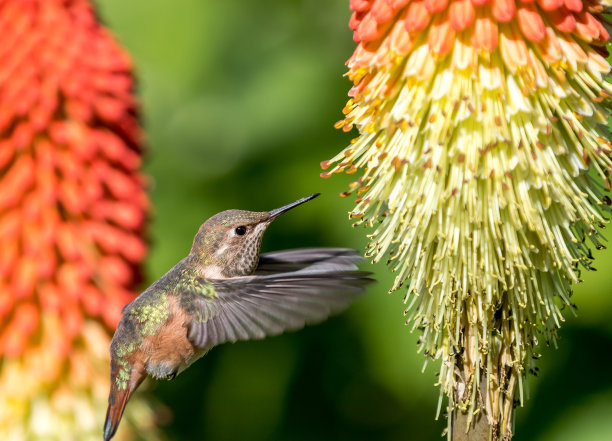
184 248 373 349
255 248 365 275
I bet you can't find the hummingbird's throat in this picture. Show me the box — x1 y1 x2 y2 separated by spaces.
225 222 268 277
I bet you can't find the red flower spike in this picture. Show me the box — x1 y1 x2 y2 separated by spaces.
0 12 152 440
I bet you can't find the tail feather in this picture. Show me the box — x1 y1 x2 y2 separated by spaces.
103 382 132 441
104 365 145 441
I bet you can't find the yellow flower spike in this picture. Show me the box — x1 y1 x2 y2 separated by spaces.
326 0 612 438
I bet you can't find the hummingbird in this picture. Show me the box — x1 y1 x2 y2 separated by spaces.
103 193 372 440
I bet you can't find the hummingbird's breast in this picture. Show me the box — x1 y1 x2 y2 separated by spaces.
140 296 200 380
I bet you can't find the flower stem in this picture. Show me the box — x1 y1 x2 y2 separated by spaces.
450 340 516 441
451 407 491 441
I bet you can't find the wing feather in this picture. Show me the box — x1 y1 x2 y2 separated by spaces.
185 248 373 349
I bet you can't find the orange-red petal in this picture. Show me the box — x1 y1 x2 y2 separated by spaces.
548 7 577 32
449 0 475 30
429 12 457 54
472 12 499 51
592 15 609 43
357 13 385 42
349 11 363 31
387 9 414 54
351 0 373 12
492 0 516 22
372 0 396 22
405 1 431 32
536 0 564 10
12 258 37 299
517 3 546 42
564 0 583 11
574 11 605 42
500 23 529 70
425 0 450 12
559 34 588 63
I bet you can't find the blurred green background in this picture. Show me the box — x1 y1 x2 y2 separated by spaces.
96 1 612 440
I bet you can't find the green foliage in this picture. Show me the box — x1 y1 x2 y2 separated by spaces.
98 1 612 440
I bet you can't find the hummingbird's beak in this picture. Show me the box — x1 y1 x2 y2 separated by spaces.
268 193 320 219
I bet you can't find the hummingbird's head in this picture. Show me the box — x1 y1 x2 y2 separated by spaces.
191 194 320 278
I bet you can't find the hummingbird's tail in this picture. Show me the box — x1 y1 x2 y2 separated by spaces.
104 383 131 441
104 367 144 441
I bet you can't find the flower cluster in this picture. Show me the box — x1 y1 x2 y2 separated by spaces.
323 0 612 437
0 1 157 439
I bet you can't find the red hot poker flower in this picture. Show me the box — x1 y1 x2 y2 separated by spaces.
0 1 158 439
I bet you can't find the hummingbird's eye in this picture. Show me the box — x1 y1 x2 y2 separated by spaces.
234 225 247 236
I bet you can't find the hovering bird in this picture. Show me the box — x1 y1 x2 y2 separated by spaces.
103 193 372 440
